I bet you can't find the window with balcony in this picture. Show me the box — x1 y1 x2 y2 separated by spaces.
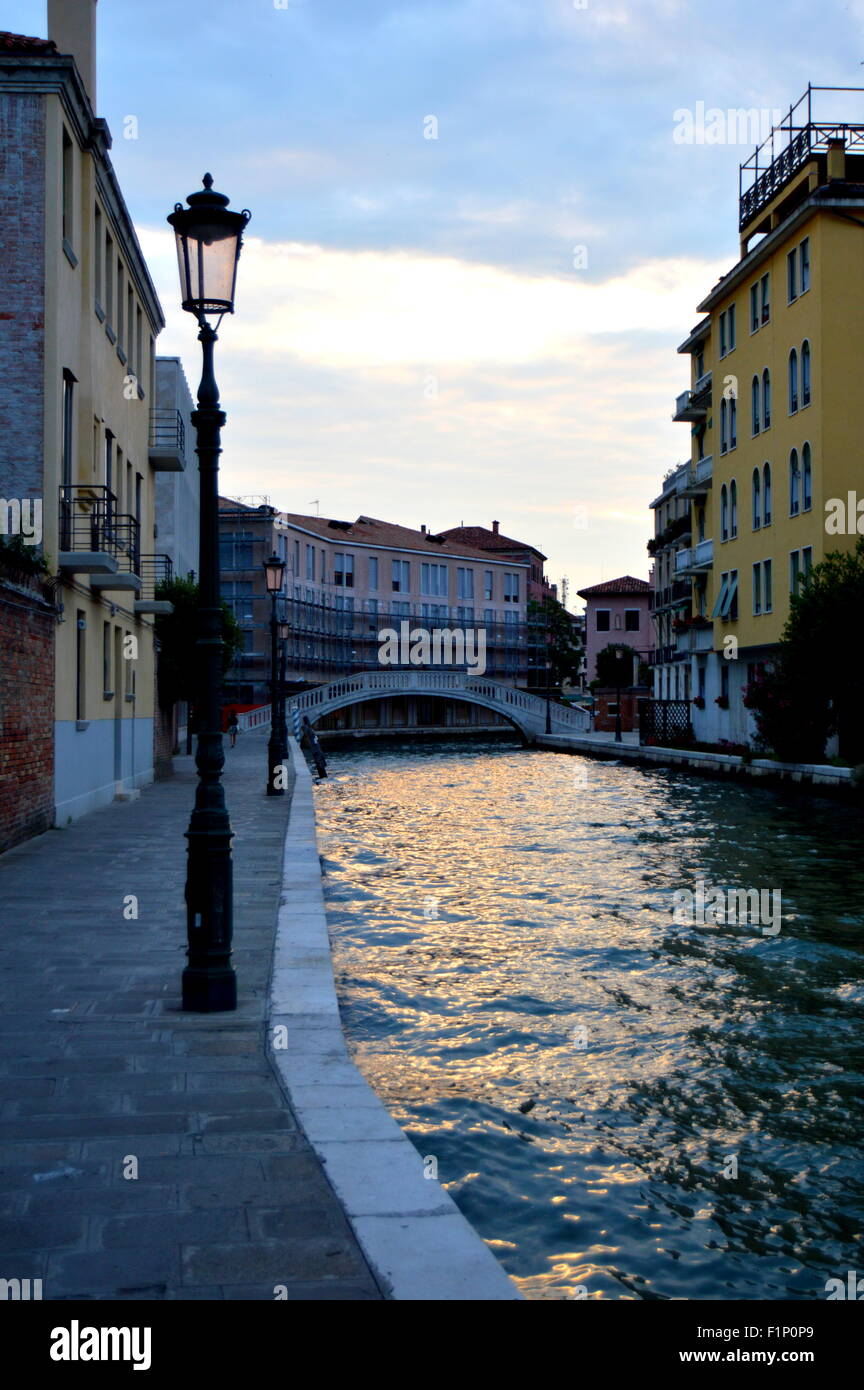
752 468 761 529
763 462 772 526
790 450 800 516
789 348 798 413
801 340 811 406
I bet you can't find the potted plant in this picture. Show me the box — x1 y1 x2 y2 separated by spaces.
715 695 729 709
692 695 705 709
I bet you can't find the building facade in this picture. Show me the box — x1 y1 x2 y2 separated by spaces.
576 576 652 684
648 460 698 701
0 7 170 825
671 88 864 746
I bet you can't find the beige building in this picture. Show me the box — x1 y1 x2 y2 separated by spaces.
0 4 171 821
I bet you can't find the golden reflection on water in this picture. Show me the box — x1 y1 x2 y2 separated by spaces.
314 741 864 1301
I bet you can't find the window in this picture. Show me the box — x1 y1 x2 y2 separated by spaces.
730 396 737 449
760 273 770 324
422 562 448 596
484 608 494 625
752 562 762 615
728 302 736 350
105 234 114 322
219 534 254 569
456 567 474 599
367 598 378 618
719 313 727 357
334 553 354 587
595 609 610 632
720 484 729 542
293 539 299 576
94 206 103 308
764 558 772 612
504 572 520 602
790 449 800 516
484 570 493 601
62 370 76 490
802 442 812 510
730 479 738 538
624 609 640 632
135 307 143 384
711 571 738 619
721 664 730 702
763 462 772 526
789 349 798 413
221 580 254 624
762 369 771 429
368 556 378 590
102 621 112 696
720 398 728 454
117 259 124 354
802 546 812 580
391 559 410 592
305 544 315 580
801 340 811 407
790 550 801 594
751 376 760 434
62 128 74 246
76 611 86 721
750 283 759 333
787 247 798 302
752 468 761 530
800 237 810 292
320 549 326 582
127 286 134 366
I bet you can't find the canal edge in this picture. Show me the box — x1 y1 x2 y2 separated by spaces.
267 736 523 1302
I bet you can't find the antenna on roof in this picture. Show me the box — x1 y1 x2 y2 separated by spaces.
309 500 320 516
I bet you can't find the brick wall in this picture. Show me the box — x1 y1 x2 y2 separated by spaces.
0 579 55 853
0 92 46 505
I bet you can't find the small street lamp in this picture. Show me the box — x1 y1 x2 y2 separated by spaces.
264 552 287 794
168 174 250 1012
614 645 626 744
278 616 290 758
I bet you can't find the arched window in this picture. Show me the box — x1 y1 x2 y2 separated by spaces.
790 448 800 516
730 479 738 537
720 483 729 541
802 442 812 510
763 462 772 526
752 467 761 529
730 396 737 448
751 375 760 434
762 368 771 428
789 348 799 413
802 340 811 407
720 398 728 454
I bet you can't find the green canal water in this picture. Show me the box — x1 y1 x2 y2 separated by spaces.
312 740 864 1300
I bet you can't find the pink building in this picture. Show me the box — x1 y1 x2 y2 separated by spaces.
576 576 651 683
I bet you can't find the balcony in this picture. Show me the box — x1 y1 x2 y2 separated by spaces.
673 370 712 423
675 623 714 654
680 455 713 499
674 538 713 576
58 486 141 591
135 554 174 615
149 408 186 471
650 579 692 612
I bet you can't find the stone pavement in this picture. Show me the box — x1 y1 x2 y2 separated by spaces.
0 728 382 1301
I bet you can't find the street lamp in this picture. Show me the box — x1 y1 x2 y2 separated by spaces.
264 552 287 795
168 174 250 1013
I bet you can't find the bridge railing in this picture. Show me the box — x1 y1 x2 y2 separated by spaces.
237 705 271 732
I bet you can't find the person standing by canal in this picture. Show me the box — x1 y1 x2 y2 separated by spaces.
227 711 239 748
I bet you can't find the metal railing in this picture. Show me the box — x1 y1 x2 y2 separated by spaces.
58 485 140 573
138 553 173 600
739 87 864 229
149 408 186 459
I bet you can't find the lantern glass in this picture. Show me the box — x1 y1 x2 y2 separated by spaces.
168 175 250 319
278 620 290 641
263 552 285 594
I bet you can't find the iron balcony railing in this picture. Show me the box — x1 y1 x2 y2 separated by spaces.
149 408 186 457
58 485 140 573
138 553 173 601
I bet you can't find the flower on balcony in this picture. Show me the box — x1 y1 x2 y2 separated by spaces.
692 695 705 709
714 695 729 709
690 616 712 630
672 617 689 632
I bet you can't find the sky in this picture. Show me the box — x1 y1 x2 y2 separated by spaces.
7 0 864 604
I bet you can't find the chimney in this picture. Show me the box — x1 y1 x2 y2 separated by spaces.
48 0 98 108
420 524 426 534
492 520 499 534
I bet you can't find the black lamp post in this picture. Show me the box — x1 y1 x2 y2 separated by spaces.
168 174 250 1013
264 552 287 794
544 607 553 734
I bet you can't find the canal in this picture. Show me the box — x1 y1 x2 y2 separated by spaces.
312 739 864 1300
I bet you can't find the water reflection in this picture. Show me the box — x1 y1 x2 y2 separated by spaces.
313 740 864 1300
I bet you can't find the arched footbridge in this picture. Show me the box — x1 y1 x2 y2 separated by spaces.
275 670 591 743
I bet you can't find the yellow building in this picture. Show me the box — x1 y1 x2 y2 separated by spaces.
672 87 864 746
0 3 172 820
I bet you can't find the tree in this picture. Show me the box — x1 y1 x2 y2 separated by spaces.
526 596 582 686
743 538 864 763
153 576 244 715
593 643 636 691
